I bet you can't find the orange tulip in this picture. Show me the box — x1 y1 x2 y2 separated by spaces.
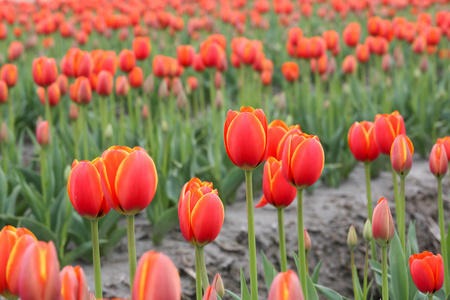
118 49 136 73
409 251 444 295
37 83 60 107
224 107 268 171
281 133 324 189
99 146 158 215
32 57 58 87
342 55 357 74
276 126 303 160
372 197 395 247
200 40 223 68
281 62 299 82
132 251 181 300
115 76 130 97
36 120 50 146
348 121 380 162
132 37 151 60
0 80 8 103
96 70 113 96
0 64 18 87
322 30 339 51
426 27 441 46
390 134 414 177
374 111 406 155
429 143 448 179
177 45 195 67
343 22 361 47
268 270 304 300
178 178 224 246
310 55 328 75
128 66 143 88
68 159 111 220
70 76 92 104
187 76 198 91
356 44 370 63
260 70 272 86
59 266 90 300
18 241 61 300
202 286 217 300
265 120 289 160
437 137 450 161
56 74 69 95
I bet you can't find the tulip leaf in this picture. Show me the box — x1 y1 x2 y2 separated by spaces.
446 225 450 280
225 290 241 300
0 214 58 242
15 170 45 223
306 272 319 300
5 185 21 216
0 167 7 212
314 284 344 300
16 167 42 192
151 206 179 245
261 250 278 291
389 232 408 300
407 221 418 254
61 241 95 266
99 210 123 237
240 269 251 300
101 226 127 257
369 260 383 287
352 264 364 300
311 260 323 284
221 167 245 203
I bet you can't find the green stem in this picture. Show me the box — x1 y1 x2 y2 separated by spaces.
119 98 125 145
363 243 369 300
245 170 258 300
91 219 103 299
8 90 14 135
40 147 50 227
365 163 377 261
196 246 209 292
427 293 433 300
297 188 307 299
277 208 287 272
100 97 108 148
381 246 388 300
195 247 202 300
351 249 359 300
392 169 400 237
126 215 137 289
80 105 89 160
438 179 450 296
399 176 406 253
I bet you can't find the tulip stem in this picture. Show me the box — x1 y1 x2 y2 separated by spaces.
80 105 89 160
245 170 259 300
363 243 369 300
126 215 137 288
196 246 209 292
119 98 125 145
427 294 433 300
399 176 406 254
392 169 400 238
195 247 203 300
438 178 450 296
40 146 50 228
365 163 377 261
277 208 288 272
90 219 103 299
381 246 388 300
297 188 308 299
351 249 359 300
8 88 14 135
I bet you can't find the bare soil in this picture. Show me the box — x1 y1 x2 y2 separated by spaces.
79 158 449 299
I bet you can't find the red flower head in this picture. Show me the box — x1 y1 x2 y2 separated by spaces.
374 111 406 155
409 251 444 295
348 121 380 162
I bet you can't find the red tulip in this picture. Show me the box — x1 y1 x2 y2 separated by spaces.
264 120 290 160
374 111 406 155
281 62 299 82
56 74 69 95
37 83 61 107
429 143 448 179
18 241 61 300
68 159 111 220
356 44 370 63
118 49 136 73
202 286 217 300
390 134 413 176
132 251 181 300
177 45 195 67
372 197 395 247
70 77 92 104
0 80 8 103
437 137 450 161
132 37 151 60
99 146 158 215
224 106 268 171
343 23 361 47
128 66 143 88
276 126 303 160
409 251 444 295
260 70 272 86
187 76 198 91
348 121 380 162
115 76 129 97
59 266 90 300
32 57 58 87
268 270 304 300
96 70 113 96
178 178 224 246
36 120 50 146
342 55 357 74
0 64 18 87
281 133 324 189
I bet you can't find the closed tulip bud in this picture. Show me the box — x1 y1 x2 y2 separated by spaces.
304 228 311 252
347 225 357 250
104 124 113 139
36 120 50 146
178 178 224 246
59 266 90 300
132 37 151 60
268 270 304 300
420 55 428 73
118 49 136 73
212 274 224 298
348 121 380 162
372 198 395 247
128 66 143 88
215 71 223 89
409 251 444 295
99 146 158 215
282 133 324 189
187 76 198 92
143 74 154 94
260 70 272 86
177 45 195 67
202 286 217 300
0 80 8 103
374 111 406 155
224 107 268 171
215 90 223 109
115 76 129 97
382 54 391 72
56 74 69 95
390 134 414 177
356 44 370 63
69 103 79 121
176 92 188 110
0 64 18 87
158 79 170 98
275 92 287 111
281 62 299 82
32 57 58 87
161 120 169 133
429 143 448 178
437 137 450 161
342 55 357 74
363 219 372 243
0 122 9 143
96 70 113 96
132 251 181 300
18 241 61 300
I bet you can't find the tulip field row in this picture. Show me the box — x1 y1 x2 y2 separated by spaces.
0 0 449 299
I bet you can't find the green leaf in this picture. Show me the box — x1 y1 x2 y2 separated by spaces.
352 264 364 300
261 250 278 291
16 167 42 191
101 226 127 257
311 260 323 284
240 269 251 300
446 223 450 280
221 167 245 203
5 185 21 216
0 167 8 212
306 272 319 300
151 206 179 245
61 241 93 266
15 169 45 222
389 232 408 300
0 215 58 242
369 260 383 287
226 290 241 300
407 221 419 254
314 284 344 300
99 210 123 237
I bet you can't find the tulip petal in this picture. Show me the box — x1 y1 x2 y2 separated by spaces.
290 138 324 188
191 194 224 246
411 259 435 294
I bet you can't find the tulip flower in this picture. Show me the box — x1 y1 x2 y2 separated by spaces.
268 270 304 300
59 266 90 300
0 80 8 103
96 70 113 96
17 241 60 300
128 66 143 88
281 62 299 82
342 55 357 74
177 45 195 67
37 83 61 107
70 77 92 105
348 121 380 163
212 274 224 298
131 251 181 300
202 286 217 300
115 76 130 97
32 57 58 87
0 64 18 87
390 134 414 177
56 74 69 95
343 23 361 47
99 146 157 287
374 111 406 155
437 137 450 161
132 37 151 60
409 251 444 296
36 120 50 146
356 44 370 63
118 49 136 73
430 143 448 179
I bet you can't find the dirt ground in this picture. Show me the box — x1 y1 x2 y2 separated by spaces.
79 157 449 299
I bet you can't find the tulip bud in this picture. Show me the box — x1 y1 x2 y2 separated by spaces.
0 80 7 103
36 120 50 146
104 124 113 139
142 104 149 119
429 143 448 179
115 76 130 97
215 71 223 89
420 55 428 73
0 122 9 143
143 74 154 94
363 219 372 243
304 228 311 252
268 270 304 300
390 134 414 177
158 79 170 98
409 251 444 295
176 92 187 110
347 225 357 250
69 103 79 121
161 120 169 133
382 54 391 72
59 265 90 300
202 285 217 300
96 70 113 96
215 90 223 109
372 197 395 247
212 274 225 298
